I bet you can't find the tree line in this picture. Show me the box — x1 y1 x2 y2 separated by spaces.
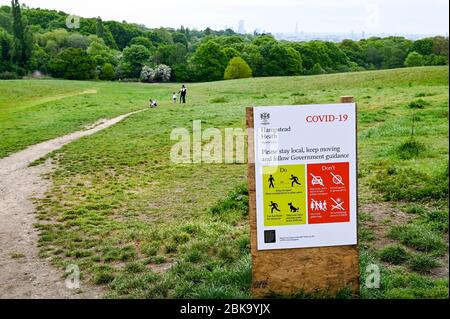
0 1 448 81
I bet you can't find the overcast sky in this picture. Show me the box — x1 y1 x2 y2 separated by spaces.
1 0 448 35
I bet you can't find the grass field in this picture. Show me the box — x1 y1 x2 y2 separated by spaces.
0 66 448 298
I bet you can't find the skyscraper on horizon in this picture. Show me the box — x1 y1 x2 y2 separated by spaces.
238 20 246 34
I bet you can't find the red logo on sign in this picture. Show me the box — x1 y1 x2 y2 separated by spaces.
307 162 350 224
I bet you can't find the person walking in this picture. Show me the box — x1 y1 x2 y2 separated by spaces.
179 85 187 104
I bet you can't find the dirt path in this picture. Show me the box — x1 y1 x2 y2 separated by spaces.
0 109 145 299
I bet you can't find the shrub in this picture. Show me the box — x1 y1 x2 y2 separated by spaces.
0 71 19 80
405 51 424 67
224 57 253 80
140 65 155 82
100 63 115 80
153 64 172 82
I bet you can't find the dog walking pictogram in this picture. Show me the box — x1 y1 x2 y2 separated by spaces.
290 175 302 187
268 175 275 188
288 202 299 213
269 201 281 214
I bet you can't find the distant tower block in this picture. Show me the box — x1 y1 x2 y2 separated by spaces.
295 22 299 36
238 20 246 34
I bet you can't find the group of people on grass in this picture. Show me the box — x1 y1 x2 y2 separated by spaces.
149 84 187 108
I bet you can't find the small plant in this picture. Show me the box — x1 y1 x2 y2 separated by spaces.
395 140 425 159
359 228 375 242
379 245 410 265
404 205 427 215
210 96 228 103
408 99 429 109
389 224 447 255
418 210 449 233
408 254 440 273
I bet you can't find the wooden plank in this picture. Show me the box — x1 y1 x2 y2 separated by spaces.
246 97 360 298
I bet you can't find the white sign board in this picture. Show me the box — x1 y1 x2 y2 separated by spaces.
253 104 357 250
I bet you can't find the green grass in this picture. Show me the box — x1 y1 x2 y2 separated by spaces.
408 254 441 273
1 66 448 299
379 245 410 265
389 223 447 255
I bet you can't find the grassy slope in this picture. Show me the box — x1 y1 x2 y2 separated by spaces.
0 66 448 298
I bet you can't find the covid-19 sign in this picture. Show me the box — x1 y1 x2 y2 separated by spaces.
253 104 358 250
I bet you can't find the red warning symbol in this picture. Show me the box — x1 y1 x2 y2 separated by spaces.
307 162 350 224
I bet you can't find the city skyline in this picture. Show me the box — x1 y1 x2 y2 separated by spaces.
0 0 448 36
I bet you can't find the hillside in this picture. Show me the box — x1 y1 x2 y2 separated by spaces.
0 66 448 298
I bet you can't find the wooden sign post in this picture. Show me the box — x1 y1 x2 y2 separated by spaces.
247 97 359 298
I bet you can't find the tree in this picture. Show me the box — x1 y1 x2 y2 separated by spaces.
87 41 119 67
261 43 303 76
96 17 105 39
189 40 228 81
66 33 91 49
153 43 187 66
222 47 240 61
140 65 154 82
404 51 424 67
172 32 188 48
11 0 33 67
129 36 154 50
0 27 13 72
0 28 12 61
120 44 151 78
100 63 115 80
26 44 49 72
311 63 326 75
411 38 434 56
48 48 96 80
153 64 171 82
224 57 252 80
432 36 449 58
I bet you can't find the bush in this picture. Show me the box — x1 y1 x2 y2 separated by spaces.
153 64 172 82
379 245 410 265
48 48 96 80
405 51 424 67
0 71 19 80
100 63 115 80
224 57 253 80
140 65 155 82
